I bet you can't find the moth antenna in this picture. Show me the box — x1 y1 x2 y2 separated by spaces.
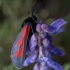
30 0 34 16
30 0 43 16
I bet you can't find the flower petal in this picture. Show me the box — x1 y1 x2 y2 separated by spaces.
54 28 65 34
23 51 37 66
45 50 52 57
43 38 50 48
48 44 65 56
42 57 64 70
23 57 29 66
46 34 52 42
41 19 66 34
29 34 37 51
47 58 64 70
33 63 40 70
40 62 49 70
36 23 41 33
41 24 56 34
25 48 30 55
50 19 67 30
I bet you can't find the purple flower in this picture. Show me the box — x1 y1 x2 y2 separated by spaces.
24 19 66 70
23 51 38 66
41 19 66 34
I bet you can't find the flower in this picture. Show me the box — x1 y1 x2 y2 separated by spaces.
24 19 66 70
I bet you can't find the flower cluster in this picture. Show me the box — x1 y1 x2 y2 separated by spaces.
23 19 66 70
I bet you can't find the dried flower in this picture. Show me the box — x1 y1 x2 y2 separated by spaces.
23 19 66 70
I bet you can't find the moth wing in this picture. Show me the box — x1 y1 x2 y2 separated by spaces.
10 25 30 69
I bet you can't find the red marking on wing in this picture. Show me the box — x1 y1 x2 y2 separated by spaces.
14 41 24 58
14 25 30 58
17 25 30 46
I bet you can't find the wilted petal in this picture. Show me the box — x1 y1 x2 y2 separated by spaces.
33 63 40 70
29 34 37 51
48 44 65 56
50 19 67 30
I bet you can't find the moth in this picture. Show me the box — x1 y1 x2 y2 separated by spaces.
10 0 43 69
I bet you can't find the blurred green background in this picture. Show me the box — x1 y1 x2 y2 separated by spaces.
0 0 70 70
